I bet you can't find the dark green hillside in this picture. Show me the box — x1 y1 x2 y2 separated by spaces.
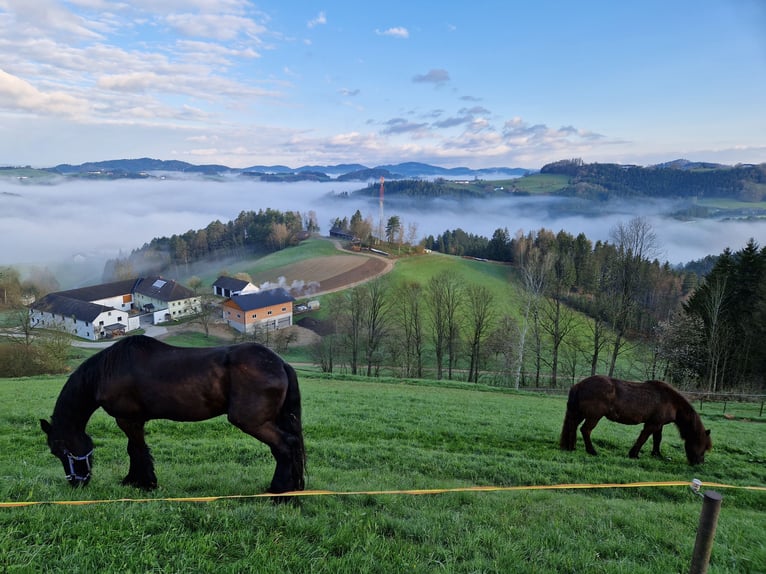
541 158 766 200
50 158 231 175
351 178 519 200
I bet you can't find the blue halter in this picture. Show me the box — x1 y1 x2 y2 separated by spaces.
64 449 93 483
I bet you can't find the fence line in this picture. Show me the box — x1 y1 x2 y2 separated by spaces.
2 480 764 508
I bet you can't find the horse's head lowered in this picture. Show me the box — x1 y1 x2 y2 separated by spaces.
686 428 712 465
40 419 94 487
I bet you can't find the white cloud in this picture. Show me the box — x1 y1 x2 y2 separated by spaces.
1 0 103 40
307 12 326 28
165 13 266 41
0 68 91 117
376 27 409 39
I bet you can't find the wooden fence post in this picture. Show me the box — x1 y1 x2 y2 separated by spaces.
689 490 722 574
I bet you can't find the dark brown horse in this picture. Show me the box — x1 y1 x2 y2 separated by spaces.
41 335 306 493
559 375 711 465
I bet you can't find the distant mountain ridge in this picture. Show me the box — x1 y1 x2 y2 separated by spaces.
46 158 531 180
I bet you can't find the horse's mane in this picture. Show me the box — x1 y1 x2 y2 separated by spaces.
52 336 164 428
650 380 704 440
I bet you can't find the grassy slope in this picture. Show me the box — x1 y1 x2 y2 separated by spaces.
1 375 763 572
301 244 648 381
189 237 346 287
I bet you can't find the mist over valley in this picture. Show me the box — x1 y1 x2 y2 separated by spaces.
1 175 763 285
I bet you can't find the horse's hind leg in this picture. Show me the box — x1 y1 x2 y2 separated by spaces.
580 417 601 456
115 418 157 490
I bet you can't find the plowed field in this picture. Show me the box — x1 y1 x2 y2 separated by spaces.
249 254 391 295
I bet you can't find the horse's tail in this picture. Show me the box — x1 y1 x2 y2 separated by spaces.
559 384 582 451
277 362 306 490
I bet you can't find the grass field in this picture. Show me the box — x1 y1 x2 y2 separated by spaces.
511 173 570 194
191 238 349 287
1 371 764 573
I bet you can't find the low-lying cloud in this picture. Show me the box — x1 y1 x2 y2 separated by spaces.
1 177 762 278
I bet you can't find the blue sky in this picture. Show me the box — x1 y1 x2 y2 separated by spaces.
1 0 764 169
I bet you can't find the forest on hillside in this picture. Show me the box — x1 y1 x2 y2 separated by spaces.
346 159 766 203
540 158 766 200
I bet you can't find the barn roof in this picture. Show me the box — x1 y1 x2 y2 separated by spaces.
56 279 138 302
133 276 196 302
213 276 251 291
228 288 294 312
31 293 112 322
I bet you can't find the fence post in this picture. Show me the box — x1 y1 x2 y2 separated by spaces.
689 490 723 574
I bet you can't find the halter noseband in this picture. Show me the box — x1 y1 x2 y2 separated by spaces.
64 449 93 482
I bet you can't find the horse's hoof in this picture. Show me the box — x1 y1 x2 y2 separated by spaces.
122 477 157 490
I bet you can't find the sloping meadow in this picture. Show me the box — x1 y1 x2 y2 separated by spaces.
1 373 764 573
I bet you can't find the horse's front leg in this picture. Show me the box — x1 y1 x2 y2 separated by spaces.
580 417 601 456
650 428 664 458
116 418 157 490
628 425 656 459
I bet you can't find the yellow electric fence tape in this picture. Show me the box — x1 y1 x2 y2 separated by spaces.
1 480 764 508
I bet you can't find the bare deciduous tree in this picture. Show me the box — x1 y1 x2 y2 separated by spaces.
465 284 496 383
606 216 660 376
393 281 425 378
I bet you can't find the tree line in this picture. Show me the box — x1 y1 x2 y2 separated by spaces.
102 208 314 281
660 239 766 391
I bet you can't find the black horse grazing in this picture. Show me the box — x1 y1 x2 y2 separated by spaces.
559 375 711 465
41 335 306 493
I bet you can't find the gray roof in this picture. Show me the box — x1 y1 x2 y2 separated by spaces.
56 279 138 302
229 289 294 312
31 293 112 322
213 276 251 291
133 276 196 302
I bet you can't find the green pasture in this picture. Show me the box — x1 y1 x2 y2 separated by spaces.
696 197 766 211
1 372 764 573
0 168 56 181
511 173 570 194
185 237 346 288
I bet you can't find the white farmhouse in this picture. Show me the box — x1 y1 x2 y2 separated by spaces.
29 279 139 341
29 276 200 341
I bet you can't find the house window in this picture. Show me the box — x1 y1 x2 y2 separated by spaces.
267 310 273 315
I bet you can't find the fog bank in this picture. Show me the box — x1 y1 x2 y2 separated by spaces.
1 178 763 274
